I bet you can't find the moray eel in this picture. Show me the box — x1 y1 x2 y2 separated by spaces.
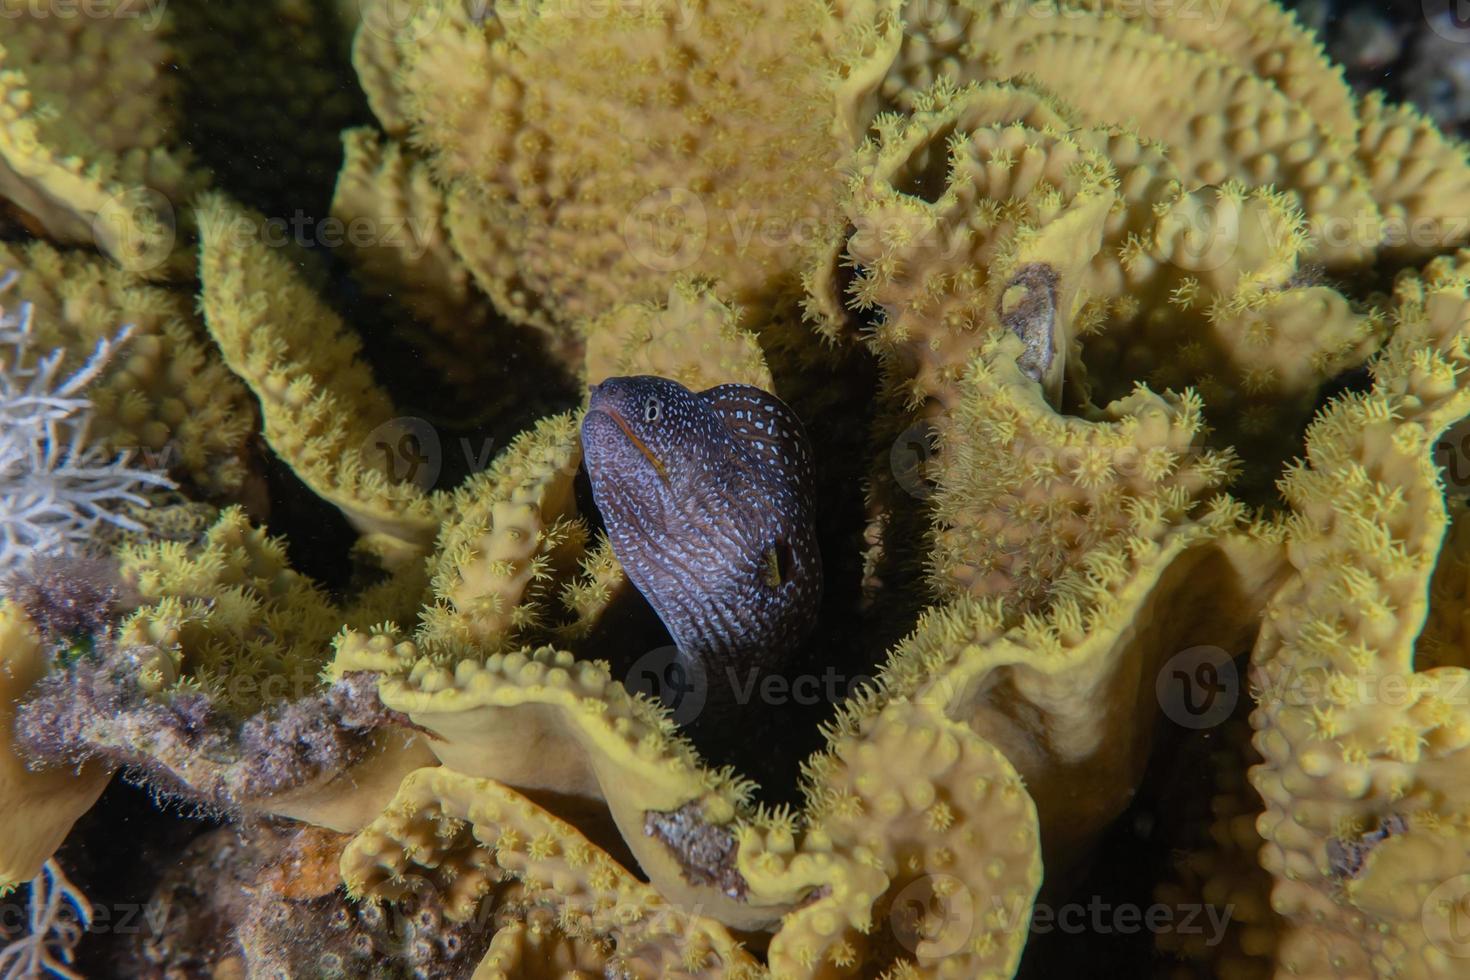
580 375 821 701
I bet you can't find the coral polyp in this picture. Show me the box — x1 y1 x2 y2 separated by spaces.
1 0 1469 977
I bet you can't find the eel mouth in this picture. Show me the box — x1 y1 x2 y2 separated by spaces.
596 406 668 481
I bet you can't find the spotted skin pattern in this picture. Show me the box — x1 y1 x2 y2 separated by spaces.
580 376 821 693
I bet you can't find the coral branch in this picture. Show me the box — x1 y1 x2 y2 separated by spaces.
0 859 90 979
0 273 173 574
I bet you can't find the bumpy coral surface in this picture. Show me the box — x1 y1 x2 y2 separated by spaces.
368 0 903 355
1245 254 1470 977
0 0 205 278
3 0 1470 977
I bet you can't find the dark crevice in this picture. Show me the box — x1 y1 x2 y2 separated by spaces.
894 124 958 204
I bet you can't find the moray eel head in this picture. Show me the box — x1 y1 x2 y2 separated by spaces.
584 376 723 497
580 375 823 701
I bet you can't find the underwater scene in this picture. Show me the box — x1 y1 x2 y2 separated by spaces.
3 0 1470 976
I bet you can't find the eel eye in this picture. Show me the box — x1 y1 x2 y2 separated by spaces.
643 397 661 423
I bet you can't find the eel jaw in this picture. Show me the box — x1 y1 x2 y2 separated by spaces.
598 406 669 482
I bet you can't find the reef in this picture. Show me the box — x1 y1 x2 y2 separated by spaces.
1 0 1470 977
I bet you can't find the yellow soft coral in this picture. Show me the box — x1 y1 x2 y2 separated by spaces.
929 334 1238 609
336 644 1046 977
1247 252 1470 978
1080 179 1382 491
583 280 774 391
351 0 412 141
898 0 1384 268
1077 0 1357 139
819 80 1382 501
119 506 362 713
822 81 1115 406
330 633 773 930
196 193 442 566
881 0 1470 275
331 126 581 427
334 329 1245 969
1357 94 1470 266
343 766 760 978
0 1 205 278
748 699 1042 978
373 0 902 348
7 5 1462 979
9 507 436 839
473 907 611 979
420 413 586 656
850 331 1287 860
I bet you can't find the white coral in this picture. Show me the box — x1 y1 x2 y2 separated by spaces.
0 272 173 574
0 859 90 980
